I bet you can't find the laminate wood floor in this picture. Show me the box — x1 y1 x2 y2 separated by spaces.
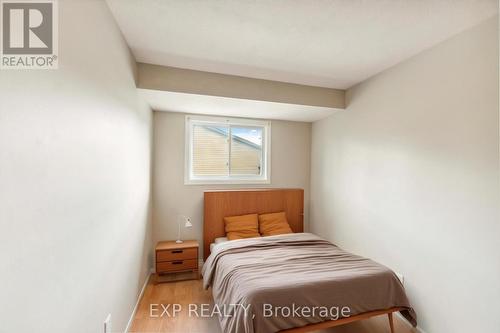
129 274 418 333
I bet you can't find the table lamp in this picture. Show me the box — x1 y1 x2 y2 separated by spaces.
176 215 192 243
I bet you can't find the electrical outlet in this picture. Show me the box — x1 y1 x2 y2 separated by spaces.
104 314 111 333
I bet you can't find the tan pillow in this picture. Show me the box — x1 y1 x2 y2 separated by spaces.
258 212 293 236
224 213 260 241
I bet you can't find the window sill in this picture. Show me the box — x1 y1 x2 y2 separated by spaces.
184 178 271 185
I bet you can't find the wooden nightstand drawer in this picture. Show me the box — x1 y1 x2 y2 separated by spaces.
157 259 198 273
157 247 197 262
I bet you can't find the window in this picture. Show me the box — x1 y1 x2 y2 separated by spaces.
185 115 271 184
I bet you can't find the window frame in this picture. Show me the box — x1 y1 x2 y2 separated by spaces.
184 115 271 185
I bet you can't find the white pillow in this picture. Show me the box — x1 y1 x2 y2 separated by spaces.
214 237 229 244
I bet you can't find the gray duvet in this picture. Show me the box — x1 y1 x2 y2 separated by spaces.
202 233 417 333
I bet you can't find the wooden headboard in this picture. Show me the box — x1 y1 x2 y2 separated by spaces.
203 188 304 260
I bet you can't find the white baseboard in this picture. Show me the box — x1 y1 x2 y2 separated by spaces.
395 312 428 333
124 270 152 333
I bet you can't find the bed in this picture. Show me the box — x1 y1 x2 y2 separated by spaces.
202 189 416 333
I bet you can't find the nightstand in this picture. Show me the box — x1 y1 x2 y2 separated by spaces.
155 240 199 283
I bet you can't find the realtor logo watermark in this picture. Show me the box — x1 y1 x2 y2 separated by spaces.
1 0 58 69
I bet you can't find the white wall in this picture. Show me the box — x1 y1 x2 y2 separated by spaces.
311 17 499 333
0 1 152 332
153 112 311 257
